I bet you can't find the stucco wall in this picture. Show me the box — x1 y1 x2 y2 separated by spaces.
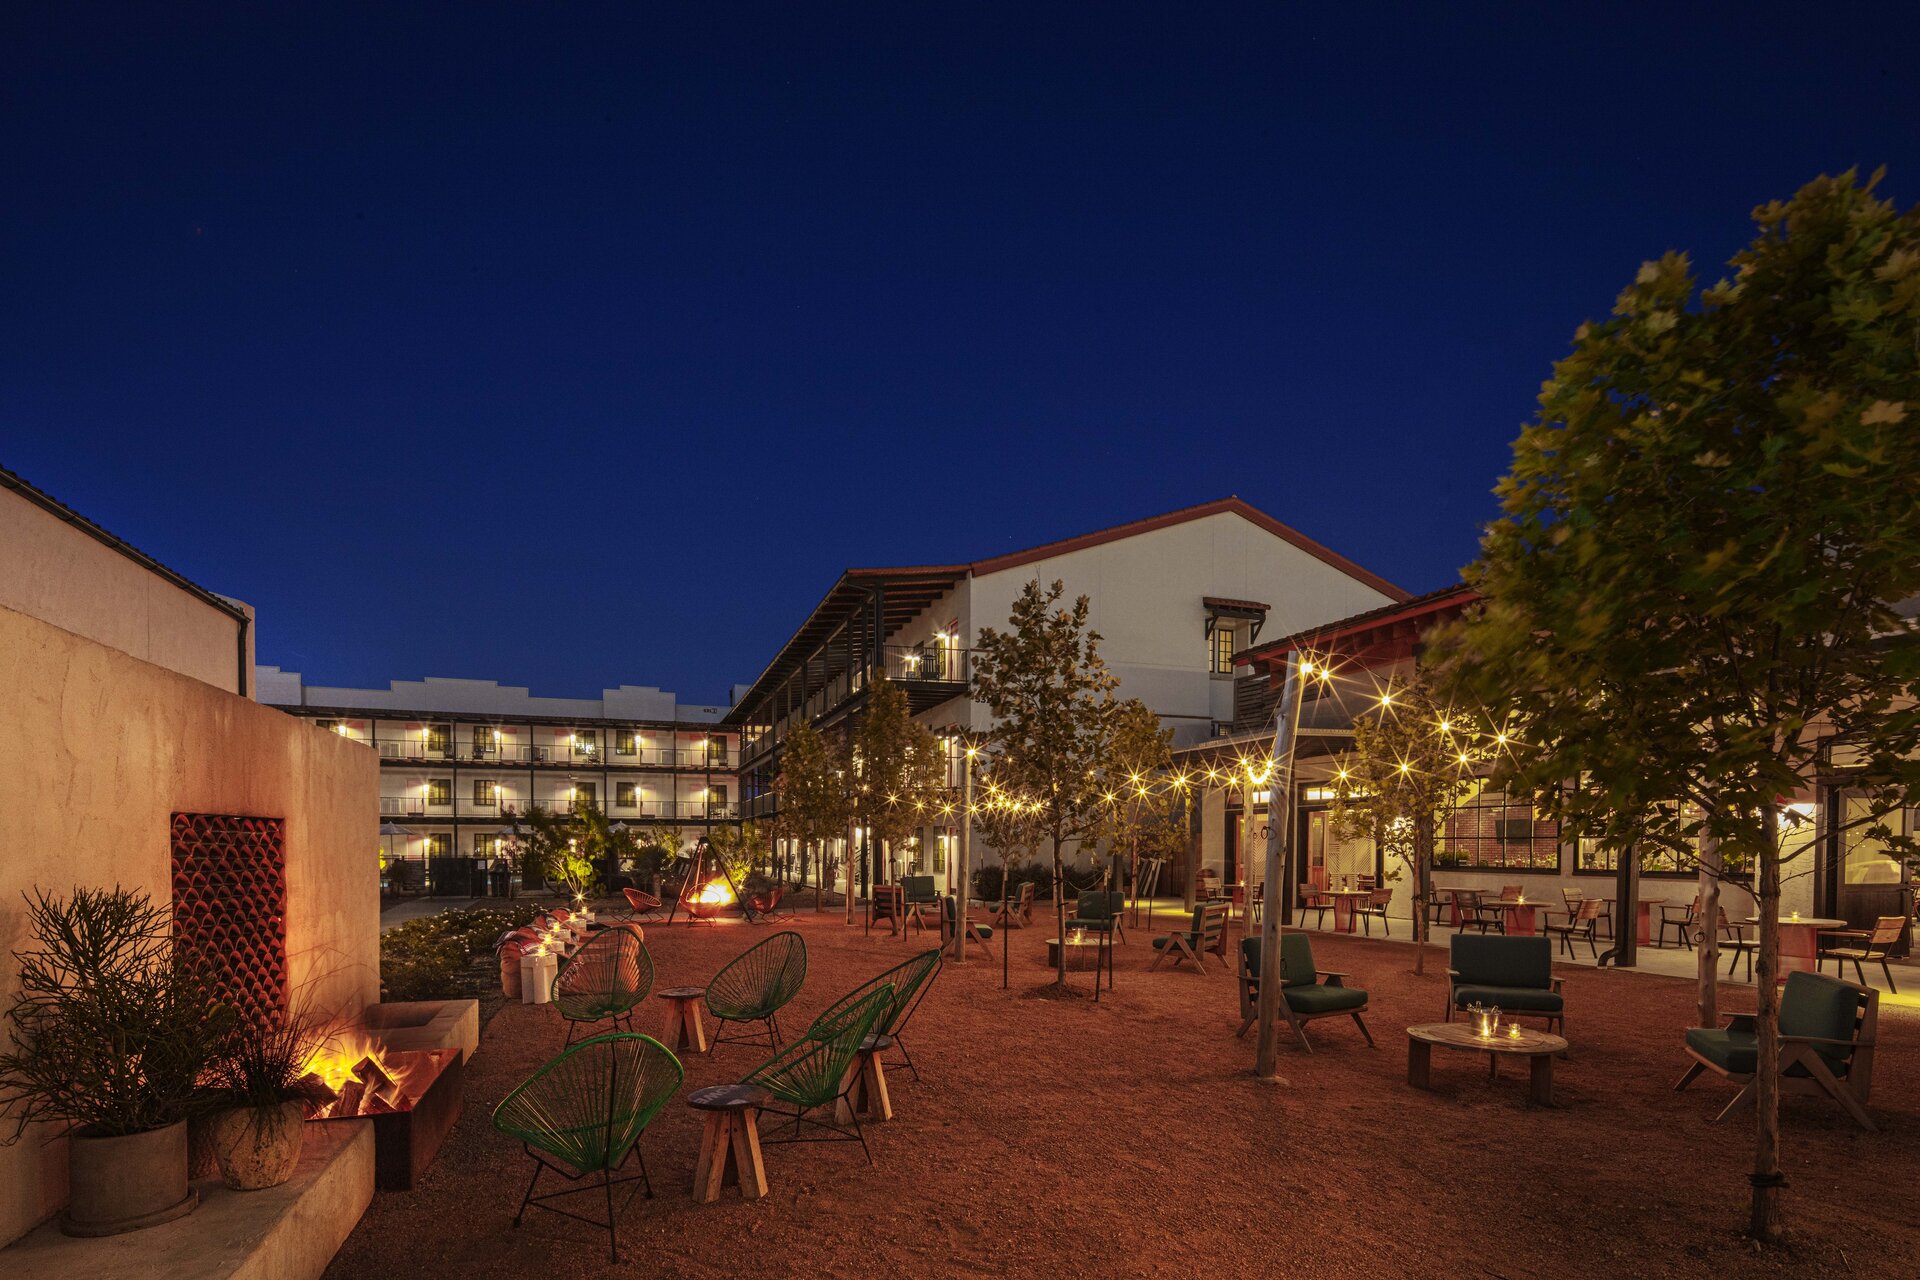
0 485 249 695
0 603 378 1245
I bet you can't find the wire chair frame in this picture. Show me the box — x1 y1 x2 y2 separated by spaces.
704 930 807 1053
553 927 655 1046
492 1032 684 1262
807 949 943 1081
746 984 895 1165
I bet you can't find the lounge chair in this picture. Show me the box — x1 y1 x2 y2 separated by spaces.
704 930 807 1052
493 1033 683 1261
1236 933 1373 1051
620 886 664 923
1149 901 1229 973
1820 916 1905 993
746 985 896 1163
1445 934 1564 1036
808 949 943 1082
1676 970 1879 1130
940 894 996 957
992 881 1036 928
552 927 654 1046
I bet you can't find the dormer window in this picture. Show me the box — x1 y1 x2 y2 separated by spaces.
1204 597 1270 675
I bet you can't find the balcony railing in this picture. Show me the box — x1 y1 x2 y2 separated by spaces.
383 796 737 821
881 643 970 685
379 741 732 768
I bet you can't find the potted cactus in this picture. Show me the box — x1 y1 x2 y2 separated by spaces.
0 887 232 1235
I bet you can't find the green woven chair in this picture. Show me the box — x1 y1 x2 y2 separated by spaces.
705 929 807 1052
553 927 654 1045
492 1032 684 1262
807 949 943 1081
746 984 895 1163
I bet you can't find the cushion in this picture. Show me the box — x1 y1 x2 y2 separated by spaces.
1285 983 1367 1015
1685 1027 1756 1074
1779 971 1860 1071
1240 933 1320 987
1451 934 1553 989
1452 983 1563 1013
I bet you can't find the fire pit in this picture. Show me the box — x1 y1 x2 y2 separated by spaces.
686 878 733 921
304 1041 463 1190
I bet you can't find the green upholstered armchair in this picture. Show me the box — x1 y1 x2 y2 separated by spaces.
1237 933 1372 1051
1446 934 1565 1036
1676 970 1879 1130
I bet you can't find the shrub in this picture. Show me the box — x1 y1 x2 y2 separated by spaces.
380 905 538 1002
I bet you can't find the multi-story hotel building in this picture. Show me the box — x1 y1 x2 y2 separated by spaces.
724 497 1409 893
256 670 741 893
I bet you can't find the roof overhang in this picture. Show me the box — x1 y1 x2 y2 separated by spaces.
1238 583 1480 682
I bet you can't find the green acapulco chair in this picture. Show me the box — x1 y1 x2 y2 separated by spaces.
704 929 807 1052
492 1032 684 1262
745 983 895 1164
807 948 943 1081
552 926 654 1046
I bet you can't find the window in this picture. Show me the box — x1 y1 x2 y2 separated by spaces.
572 730 598 757
425 724 451 754
427 779 452 806
571 782 598 809
315 719 338 733
472 779 497 806
615 729 637 756
616 782 638 808
706 738 729 767
1437 780 1560 870
1210 625 1236 675
473 833 505 857
423 834 450 859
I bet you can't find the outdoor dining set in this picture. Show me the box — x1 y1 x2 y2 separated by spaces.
488 909 943 1261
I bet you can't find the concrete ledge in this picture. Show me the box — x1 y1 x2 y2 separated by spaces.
2 1121 373 1280
360 998 480 1061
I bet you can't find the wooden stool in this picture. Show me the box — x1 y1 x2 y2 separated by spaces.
658 985 708 1054
687 1084 770 1204
834 1034 893 1126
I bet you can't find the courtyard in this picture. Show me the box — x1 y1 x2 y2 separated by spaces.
329 910 1920 1280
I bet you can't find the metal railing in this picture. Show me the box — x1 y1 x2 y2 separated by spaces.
380 741 730 768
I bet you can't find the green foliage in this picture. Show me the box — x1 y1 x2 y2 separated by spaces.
1436 170 1920 870
380 905 538 1002
774 718 852 860
509 803 612 897
0 886 234 1138
853 675 949 859
704 820 770 887
1094 699 1188 867
204 1004 335 1112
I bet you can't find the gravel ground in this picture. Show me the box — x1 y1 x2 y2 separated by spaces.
326 911 1919 1280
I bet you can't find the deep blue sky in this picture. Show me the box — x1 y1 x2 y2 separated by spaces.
5 5 1917 704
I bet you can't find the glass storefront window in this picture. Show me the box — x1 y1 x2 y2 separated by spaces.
1437 779 1560 870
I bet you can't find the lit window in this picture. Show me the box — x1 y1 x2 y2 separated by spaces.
615 729 636 755
427 779 452 806
1211 626 1237 675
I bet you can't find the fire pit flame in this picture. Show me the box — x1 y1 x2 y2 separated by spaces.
301 1032 437 1118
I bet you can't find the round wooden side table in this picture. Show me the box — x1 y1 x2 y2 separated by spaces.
687 1084 772 1203
658 985 709 1054
1405 1021 1568 1105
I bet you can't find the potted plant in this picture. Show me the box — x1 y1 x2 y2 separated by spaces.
201 1010 332 1191
0 887 232 1235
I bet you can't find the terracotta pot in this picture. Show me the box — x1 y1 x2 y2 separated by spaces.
62 1120 197 1236
207 1101 308 1190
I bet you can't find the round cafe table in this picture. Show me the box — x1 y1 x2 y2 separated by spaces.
1742 915 1848 977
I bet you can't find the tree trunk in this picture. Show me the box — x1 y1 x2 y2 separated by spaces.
1697 829 1722 1030
952 760 973 963
1052 837 1069 986
811 839 822 913
1749 802 1784 1242
1412 817 1434 976
844 826 856 926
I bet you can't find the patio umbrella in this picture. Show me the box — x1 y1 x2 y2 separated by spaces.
379 822 415 836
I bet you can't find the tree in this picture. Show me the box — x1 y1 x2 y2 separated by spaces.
1095 700 1186 904
972 767 1046 989
1326 668 1485 975
508 803 603 898
853 675 949 888
774 719 853 913
972 578 1119 987
1432 170 1920 1242
705 820 769 893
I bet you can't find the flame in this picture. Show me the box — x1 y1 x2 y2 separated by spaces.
693 879 733 905
301 1030 436 1116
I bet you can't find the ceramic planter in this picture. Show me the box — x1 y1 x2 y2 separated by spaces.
207 1100 308 1190
62 1120 197 1236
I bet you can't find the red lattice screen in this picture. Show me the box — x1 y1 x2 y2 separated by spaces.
171 812 289 1031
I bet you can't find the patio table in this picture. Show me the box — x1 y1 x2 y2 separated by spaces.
1742 915 1848 977
1489 900 1540 937
1323 889 1375 933
1406 1022 1566 1105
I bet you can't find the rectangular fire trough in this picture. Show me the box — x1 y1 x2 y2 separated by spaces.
307 1048 463 1191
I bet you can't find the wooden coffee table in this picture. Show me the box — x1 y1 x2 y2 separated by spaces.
1406 1022 1567 1105
1045 936 1104 972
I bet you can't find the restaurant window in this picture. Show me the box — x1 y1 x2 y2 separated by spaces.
1210 625 1236 675
472 779 497 806
616 782 638 808
615 729 637 756
1436 779 1560 870
427 779 452 807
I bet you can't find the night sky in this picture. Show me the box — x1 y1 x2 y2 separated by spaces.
5 5 1917 704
